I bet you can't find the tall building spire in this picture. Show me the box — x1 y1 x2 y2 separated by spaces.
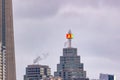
66 29 73 48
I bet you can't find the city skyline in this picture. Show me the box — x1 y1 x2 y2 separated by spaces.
12 0 120 80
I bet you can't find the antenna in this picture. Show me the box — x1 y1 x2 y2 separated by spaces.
66 30 73 48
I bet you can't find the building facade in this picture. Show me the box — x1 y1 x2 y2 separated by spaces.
54 30 89 80
99 74 115 80
24 65 51 80
44 76 62 80
0 0 16 80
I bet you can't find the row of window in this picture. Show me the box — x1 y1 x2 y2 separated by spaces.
2 0 6 46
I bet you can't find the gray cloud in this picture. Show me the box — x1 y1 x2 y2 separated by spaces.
12 0 120 80
13 0 120 19
13 0 62 19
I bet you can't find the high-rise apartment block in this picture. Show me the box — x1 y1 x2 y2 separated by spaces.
0 0 16 80
54 30 89 80
99 73 115 80
24 65 51 80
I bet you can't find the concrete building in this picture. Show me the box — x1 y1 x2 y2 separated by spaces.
72 78 89 80
51 76 62 80
0 0 16 80
54 30 89 80
99 73 115 80
24 65 51 80
44 76 62 80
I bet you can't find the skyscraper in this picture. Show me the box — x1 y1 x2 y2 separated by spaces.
0 0 16 80
54 30 89 80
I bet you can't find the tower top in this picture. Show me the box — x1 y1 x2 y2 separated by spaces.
68 29 71 34
66 30 73 48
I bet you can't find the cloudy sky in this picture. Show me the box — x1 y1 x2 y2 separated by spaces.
12 0 120 80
